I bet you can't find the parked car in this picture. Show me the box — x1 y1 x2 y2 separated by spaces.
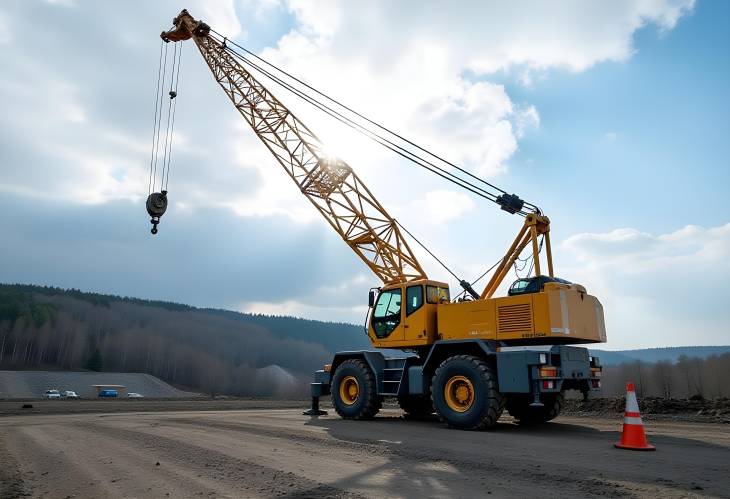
61 390 79 399
43 389 61 399
126 392 144 398
98 389 118 398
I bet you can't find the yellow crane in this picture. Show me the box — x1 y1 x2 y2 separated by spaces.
153 10 605 430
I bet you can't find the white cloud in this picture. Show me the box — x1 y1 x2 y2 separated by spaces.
0 1 694 222
200 0 244 39
559 223 730 349
514 105 540 138
240 272 371 322
245 0 693 212
406 190 476 225
44 0 77 7
279 1 695 74
0 1 702 345
241 299 367 323
0 12 11 44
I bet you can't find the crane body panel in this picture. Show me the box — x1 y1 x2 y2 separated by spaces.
366 280 605 349
435 284 606 344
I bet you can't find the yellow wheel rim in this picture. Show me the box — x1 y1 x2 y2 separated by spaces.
339 375 360 405
444 375 474 413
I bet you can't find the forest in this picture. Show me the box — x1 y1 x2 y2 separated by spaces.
597 354 730 399
1 284 728 399
0 284 366 396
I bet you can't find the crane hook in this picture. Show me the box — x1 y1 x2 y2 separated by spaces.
146 190 168 235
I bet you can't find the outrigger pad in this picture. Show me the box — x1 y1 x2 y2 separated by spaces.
303 396 328 416
303 408 328 416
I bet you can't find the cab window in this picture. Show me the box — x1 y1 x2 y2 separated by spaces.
426 285 450 304
371 289 402 338
509 279 531 295
406 285 424 316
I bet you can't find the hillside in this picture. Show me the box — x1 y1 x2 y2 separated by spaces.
0 370 193 399
0 284 369 397
2 283 729 398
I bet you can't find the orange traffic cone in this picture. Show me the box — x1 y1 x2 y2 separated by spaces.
614 382 655 451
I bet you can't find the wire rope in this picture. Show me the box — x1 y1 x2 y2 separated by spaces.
151 42 169 193
148 40 165 195
210 29 539 212
209 33 537 215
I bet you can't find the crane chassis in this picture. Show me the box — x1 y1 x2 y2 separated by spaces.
158 10 605 430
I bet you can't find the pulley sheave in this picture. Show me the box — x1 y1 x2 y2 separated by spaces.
146 190 168 234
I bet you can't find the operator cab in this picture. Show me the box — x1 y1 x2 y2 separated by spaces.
508 275 571 296
367 280 449 346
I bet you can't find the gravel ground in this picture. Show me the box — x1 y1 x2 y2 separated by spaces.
0 398 306 417
1 402 728 498
563 396 730 424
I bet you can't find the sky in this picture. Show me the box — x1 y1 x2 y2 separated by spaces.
0 0 728 350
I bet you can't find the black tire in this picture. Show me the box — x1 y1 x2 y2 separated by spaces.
398 395 434 420
506 392 564 424
431 355 504 430
331 359 381 419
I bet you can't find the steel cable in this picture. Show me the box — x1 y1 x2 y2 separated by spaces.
211 35 503 206
148 40 165 195
210 29 530 205
209 33 536 214
151 42 169 193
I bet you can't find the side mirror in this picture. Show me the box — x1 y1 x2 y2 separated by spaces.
368 290 376 308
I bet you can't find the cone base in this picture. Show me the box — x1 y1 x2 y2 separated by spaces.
614 442 656 451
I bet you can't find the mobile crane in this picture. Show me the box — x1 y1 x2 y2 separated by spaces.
153 10 605 430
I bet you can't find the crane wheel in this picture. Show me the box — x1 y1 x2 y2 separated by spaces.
431 355 504 430
331 359 381 420
506 392 564 424
398 395 434 420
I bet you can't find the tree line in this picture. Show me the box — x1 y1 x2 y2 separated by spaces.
598 354 730 399
0 285 349 397
2 284 728 400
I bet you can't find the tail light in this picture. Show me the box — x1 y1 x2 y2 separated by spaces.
539 366 557 378
542 380 555 390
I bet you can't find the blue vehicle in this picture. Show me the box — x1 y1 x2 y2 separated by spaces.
98 389 118 398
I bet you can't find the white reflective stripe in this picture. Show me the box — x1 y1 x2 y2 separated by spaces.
500 345 554 352
624 416 643 425
551 327 566 333
559 290 570 334
626 392 640 413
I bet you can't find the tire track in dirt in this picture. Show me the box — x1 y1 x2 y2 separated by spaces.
3 409 728 498
90 414 627 498
7 423 229 498
77 421 365 498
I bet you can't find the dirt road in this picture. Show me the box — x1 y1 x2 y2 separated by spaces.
1 406 728 498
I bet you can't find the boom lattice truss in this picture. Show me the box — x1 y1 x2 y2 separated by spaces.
163 11 425 284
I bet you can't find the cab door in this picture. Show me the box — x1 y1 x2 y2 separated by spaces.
403 285 426 342
371 287 404 341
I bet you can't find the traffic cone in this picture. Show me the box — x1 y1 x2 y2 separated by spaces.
614 382 655 451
